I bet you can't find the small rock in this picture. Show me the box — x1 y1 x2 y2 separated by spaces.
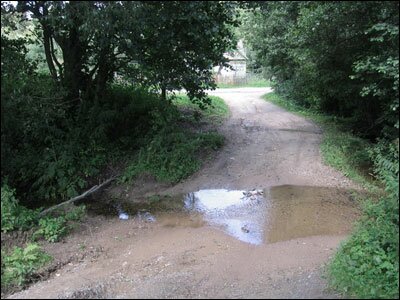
119 212 129 220
138 211 156 223
241 225 250 233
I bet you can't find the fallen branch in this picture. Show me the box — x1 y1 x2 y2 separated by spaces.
39 177 116 217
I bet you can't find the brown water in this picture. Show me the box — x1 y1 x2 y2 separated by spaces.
85 185 360 245
266 185 359 243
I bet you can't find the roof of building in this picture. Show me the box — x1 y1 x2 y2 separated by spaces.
224 39 248 61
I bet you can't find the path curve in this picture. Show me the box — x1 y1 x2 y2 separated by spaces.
165 87 355 195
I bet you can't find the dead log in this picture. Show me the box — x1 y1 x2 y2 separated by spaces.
39 177 116 217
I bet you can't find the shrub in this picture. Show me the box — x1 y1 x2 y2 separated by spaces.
1 184 39 233
65 205 86 222
1 243 51 289
33 216 67 243
2 79 169 207
1 183 86 243
120 94 225 183
32 205 87 243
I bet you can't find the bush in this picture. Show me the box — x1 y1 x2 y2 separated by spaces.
1 243 51 290
1 183 86 243
33 217 68 243
2 74 168 207
65 204 86 222
32 205 87 243
120 94 225 183
1 184 39 233
2 32 227 210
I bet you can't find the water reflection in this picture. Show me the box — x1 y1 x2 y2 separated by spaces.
183 186 359 246
84 185 359 246
184 189 268 245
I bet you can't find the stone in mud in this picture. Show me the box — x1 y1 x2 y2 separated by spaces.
115 203 129 220
242 189 263 199
138 211 156 223
241 225 250 233
119 212 129 220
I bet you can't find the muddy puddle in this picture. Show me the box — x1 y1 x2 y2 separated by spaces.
266 185 359 243
84 185 359 245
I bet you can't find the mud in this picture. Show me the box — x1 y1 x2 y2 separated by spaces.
83 185 358 247
266 185 359 243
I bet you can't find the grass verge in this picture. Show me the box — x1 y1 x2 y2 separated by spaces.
217 77 271 88
172 94 229 125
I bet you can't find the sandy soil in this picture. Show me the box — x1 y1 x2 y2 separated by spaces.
6 88 360 299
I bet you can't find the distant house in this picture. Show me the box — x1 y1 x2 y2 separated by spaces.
213 40 248 84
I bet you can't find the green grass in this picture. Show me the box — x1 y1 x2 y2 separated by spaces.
120 94 227 184
328 139 399 299
328 202 399 298
121 130 224 183
264 92 376 190
172 94 229 124
217 77 271 88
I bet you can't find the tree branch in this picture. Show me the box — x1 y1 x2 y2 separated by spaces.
39 177 116 217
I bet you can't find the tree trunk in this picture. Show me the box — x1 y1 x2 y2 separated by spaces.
93 49 114 101
42 25 58 82
61 23 86 102
161 86 167 101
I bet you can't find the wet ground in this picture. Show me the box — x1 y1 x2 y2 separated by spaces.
83 185 359 247
8 184 359 299
7 88 362 299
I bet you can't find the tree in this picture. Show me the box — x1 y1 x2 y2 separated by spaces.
242 1 399 139
119 1 239 103
15 1 125 102
14 1 239 104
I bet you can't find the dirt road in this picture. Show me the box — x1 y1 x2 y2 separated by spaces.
8 88 359 299
164 87 355 193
